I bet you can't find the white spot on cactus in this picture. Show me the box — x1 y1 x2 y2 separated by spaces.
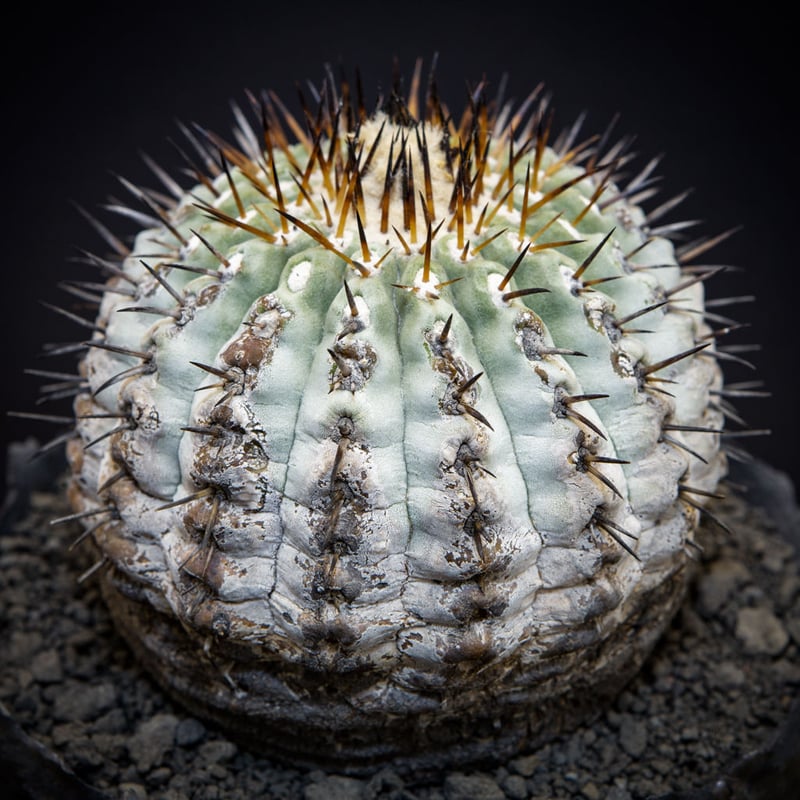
288 260 312 292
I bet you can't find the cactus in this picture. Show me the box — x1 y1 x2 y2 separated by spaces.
43 62 739 773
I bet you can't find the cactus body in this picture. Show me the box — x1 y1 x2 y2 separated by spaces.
63 68 728 773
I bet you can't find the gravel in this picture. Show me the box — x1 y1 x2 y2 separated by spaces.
1 451 799 799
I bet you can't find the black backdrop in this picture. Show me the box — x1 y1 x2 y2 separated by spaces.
2 2 796 497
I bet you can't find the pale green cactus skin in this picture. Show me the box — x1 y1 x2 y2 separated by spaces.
65 74 726 772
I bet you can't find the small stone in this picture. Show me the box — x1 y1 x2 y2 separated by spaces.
726 695 750 722
166 775 195 799
735 606 790 655
118 783 148 800
651 758 672 775
777 574 800 608
18 673 37 697
582 782 601 800
365 768 404 797
710 661 745 690
304 774 366 800
127 713 179 771
30 649 63 683
52 681 117 722
773 658 800 684
785 616 800 646
66 738 103 770
444 772 505 800
198 739 237 763
761 539 795 574
606 710 622 729
501 773 528 800
147 766 173 787
91 732 127 761
680 726 699 742
175 717 206 746
697 559 751 616
120 765 140 783
91 707 128 734
510 753 540 776
606 789 633 800
618 715 648 758
51 722 83 747
7 631 43 664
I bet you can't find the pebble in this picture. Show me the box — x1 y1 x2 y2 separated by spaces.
777 573 800 608
773 658 800 684
118 783 148 800
91 732 127 761
618 715 648 758
509 752 540 776
91 707 128 734
365 768 404 795
147 766 173 787
761 539 795 574
15 668 33 690
681 726 699 742
175 716 206 746
735 606 790 655
198 738 237 763
8 630 43 664
52 681 117 722
304 774 366 800
443 772 505 799
127 713 179 771
51 722 83 747
786 615 800 646
30 649 63 683
709 661 745 690
67 737 103 770
500 773 528 799
696 559 751 616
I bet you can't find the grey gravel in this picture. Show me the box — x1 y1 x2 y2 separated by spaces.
52 681 117 723
126 714 179 772
198 739 237 764
508 753 540 777
499 773 527 800
174 717 205 747
30 649 63 683
1 471 799 800
696 558 751 615
618 715 648 759
735 605 790 655
117 783 147 800
444 772 506 799
304 774 366 800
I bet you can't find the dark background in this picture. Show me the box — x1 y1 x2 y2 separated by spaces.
1 2 796 498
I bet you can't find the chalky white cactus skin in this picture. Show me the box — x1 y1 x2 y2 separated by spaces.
62 68 729 771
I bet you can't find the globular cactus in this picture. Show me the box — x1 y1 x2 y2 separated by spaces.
44 63 738 773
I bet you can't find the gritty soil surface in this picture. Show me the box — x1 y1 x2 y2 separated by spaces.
1 456 799 800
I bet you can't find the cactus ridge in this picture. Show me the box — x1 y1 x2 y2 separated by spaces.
23 60 766 771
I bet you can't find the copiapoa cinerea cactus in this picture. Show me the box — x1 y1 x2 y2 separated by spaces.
29 60 754 774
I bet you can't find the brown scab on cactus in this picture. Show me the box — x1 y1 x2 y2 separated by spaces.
21 58 770 775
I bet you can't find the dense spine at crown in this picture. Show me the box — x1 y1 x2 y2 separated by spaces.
35 62 747 772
